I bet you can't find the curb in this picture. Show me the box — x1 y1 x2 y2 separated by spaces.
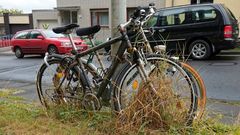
220 51 240 55
0 52 14 56
0 47 13 56
0 46 11 52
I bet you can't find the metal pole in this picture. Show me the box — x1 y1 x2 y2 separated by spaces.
110 0 126 55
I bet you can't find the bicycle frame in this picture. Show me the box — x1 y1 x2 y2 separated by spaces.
67 26 160 102
69 34 129 101
43 6 158 104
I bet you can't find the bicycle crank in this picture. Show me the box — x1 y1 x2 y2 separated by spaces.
82 93 101 111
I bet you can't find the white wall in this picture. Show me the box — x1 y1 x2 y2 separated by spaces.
56 0 166 41
32 10 58 29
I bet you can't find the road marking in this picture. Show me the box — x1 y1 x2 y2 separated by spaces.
210 62 237 66
217 54 240 57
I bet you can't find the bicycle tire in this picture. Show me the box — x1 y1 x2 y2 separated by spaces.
181 62 206 119
36 58 99 108
112 54 198 125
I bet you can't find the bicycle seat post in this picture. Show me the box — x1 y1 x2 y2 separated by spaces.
67 33 78 52
88 35 106 74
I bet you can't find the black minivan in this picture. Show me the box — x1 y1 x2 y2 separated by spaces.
146 3 239 60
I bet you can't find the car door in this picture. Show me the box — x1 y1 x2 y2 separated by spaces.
187 6 221 43
13 31 30 53
151 7 190 53
28 30 45 54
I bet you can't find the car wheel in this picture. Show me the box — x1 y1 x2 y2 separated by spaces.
15 47 24 58
189 40 211 60
48 46 58 55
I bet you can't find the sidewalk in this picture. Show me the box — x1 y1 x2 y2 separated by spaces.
207 99 240 124
0 46 13 56
220 48 240 55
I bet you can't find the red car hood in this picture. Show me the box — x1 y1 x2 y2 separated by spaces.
48 37 86 45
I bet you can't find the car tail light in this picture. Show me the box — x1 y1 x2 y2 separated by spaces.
224 25 233 38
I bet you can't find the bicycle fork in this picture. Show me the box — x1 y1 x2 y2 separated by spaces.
133 49 158 95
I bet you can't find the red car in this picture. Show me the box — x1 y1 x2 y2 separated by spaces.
11 29 88 58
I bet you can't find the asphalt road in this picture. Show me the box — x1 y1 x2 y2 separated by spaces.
190 55 240 101
0 53 240 123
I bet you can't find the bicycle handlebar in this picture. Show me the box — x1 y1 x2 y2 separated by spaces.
119 3 156 30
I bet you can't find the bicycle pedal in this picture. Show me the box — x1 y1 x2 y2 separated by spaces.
82 93 101 111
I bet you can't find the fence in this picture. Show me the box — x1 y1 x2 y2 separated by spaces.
0 35 13 48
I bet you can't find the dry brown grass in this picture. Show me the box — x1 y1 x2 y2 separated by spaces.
115 67 194 134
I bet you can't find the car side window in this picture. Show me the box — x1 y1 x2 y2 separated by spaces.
157 8 188 26
30 31 42 39
190 6 217 23
145 15 158 27
15 31 29 39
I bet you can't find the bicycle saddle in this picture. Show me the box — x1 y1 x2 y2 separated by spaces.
52 24 79 34
76 25 101 36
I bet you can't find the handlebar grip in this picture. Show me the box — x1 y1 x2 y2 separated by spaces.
132 6 147 19
132 7 141 19
149 3 155 6
132 3 155 19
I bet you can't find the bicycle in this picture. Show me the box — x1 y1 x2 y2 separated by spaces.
101 6 206 119
36 3 198 124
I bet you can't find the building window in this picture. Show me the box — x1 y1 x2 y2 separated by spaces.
61 10 78 25
191 0 213 4
72 11 78 24
91 9 109 27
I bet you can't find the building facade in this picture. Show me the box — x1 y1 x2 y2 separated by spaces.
55 0 166 40
0 13 33 36
32 0 240 41
32 10 58 30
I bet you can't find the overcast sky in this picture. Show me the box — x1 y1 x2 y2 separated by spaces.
0 0 56 13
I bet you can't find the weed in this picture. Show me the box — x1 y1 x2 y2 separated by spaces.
0 89 239 134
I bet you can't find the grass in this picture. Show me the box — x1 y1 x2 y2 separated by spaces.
0 89 114 135
233 46 240 51
0 88 240 134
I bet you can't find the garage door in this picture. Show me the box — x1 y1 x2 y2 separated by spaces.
38 20 58 30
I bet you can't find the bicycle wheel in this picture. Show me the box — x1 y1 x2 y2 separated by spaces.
36 58 99 109
112 54 198 125
36 58 82 108
181 62 206 119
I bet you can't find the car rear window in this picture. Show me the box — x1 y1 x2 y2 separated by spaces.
15 31 29 39
190 6 217 23
43 30 67 38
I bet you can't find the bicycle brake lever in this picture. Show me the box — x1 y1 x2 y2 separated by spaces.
44 52 50 67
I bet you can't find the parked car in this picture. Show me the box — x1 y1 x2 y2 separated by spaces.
11 29 88 58
145 3 239 60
